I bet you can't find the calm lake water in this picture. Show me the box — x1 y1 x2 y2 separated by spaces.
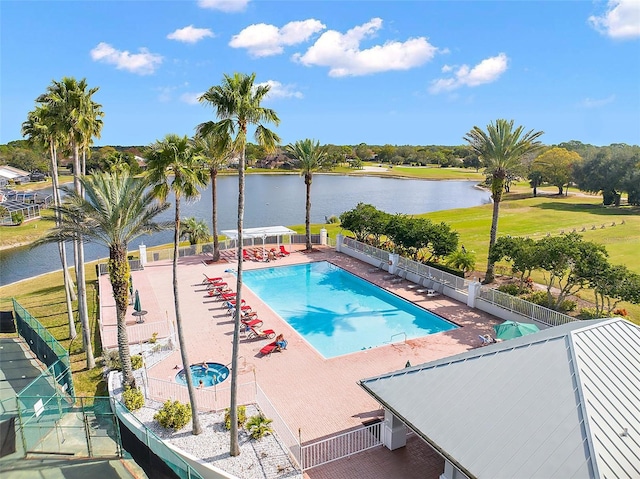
0 174 491 285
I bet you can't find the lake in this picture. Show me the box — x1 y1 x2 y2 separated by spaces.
0 174 491 285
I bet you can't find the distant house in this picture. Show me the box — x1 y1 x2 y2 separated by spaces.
256 153 294 170
0 165 31 185
360 318 640 479
134 155 147 170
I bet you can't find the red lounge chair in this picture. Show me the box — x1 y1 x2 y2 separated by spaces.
279 245 290 256
260 342 277 356
246 326 276 340
202 273 223 284
220 292 237 301
242 249 252 261
241 317 263 329
207 285 231 297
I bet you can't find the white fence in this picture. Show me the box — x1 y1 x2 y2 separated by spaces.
255 384 301 468
477 288 574 327
341 237 468 291
300 422 383 470
144 377 257 412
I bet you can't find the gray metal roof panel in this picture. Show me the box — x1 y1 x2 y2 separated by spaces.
360 319 640 479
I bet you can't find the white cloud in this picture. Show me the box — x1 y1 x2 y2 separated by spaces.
229 19 325 57
429 53 508 94
180 92 204 105
256 80 303 100
579 95 616 108
197 0 249 13
167 25 214 44
294 18 438 77
90 42 163 75
588 0 640 39
441 64 453 73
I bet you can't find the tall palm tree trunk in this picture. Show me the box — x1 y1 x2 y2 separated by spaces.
211 169 220 261
484 177 505 284
173 198 202 435
305 175 312 251
72 140 94 368
49 140 77 338
230 149 246 457
110 245 135 388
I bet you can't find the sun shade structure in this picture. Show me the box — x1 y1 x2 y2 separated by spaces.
221 226 295 252
359 318 640 479
493 320 540 340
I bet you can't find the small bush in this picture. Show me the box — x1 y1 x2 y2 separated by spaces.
122 387 144 411
497 284 521 296
524 291 552 308
246 414 273 440
577 307 602 320
107 351 143 371
326 215 340 224
149 332 158 344
613 308 628 317
558 299 577 313
154 400 192 430
224 405 247 430
11 211 24 225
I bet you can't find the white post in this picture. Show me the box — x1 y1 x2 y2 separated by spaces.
336 233 343 252
382 409 407 450
139 243 147 267
467 280 481 308
389 253 399 274
320 228 327 246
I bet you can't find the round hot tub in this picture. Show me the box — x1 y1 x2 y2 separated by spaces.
175 362 229 388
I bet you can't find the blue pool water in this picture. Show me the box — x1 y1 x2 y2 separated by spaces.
242 261 457 358
175 362 229 388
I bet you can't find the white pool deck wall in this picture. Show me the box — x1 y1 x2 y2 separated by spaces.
336 234 550 331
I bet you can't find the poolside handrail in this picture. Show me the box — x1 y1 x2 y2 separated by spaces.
388 332 407 344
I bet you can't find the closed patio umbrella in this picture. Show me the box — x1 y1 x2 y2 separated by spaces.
493 320 540 340
133 290 141 313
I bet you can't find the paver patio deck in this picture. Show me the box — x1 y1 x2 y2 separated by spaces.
99 245 501 478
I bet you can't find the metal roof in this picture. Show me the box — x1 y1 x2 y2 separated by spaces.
359 318 640 479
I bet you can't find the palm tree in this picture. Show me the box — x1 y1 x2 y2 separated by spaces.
285 139 328 251
180 217 211 245
33 171 169 388
464 119 543 283
38 77 104 368
146 134 208 435
194 132 233 261
198 72 280 456
22 106 77 340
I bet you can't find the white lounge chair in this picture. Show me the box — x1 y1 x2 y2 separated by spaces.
416 279 434 294
389 269 407 284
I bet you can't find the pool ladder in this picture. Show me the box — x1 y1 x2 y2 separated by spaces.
388 332 407 344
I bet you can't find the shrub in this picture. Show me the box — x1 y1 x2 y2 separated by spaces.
245 414 273 440
106 351 143 371
11 211 24 225
224 405 246 430
154 400 192 430
149 332 158 344
122 387 144 411
577 307 602 320
524 291 552 308
497 284 521 296
613 308 628 317
326 215 340 224
558 299 577 313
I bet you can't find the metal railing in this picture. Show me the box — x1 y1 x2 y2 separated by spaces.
477 287 575 327
342 237 390 264
97 259 143 275
300 421 382 470
341 237 468 291
255 384 301 468
144 377 256 413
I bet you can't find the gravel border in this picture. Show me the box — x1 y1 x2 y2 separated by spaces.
113 369 302 479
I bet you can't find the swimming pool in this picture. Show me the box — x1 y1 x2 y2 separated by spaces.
242 261 457 358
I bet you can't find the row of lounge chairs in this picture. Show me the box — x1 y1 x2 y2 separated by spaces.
382 269 444 297
241 246 291 263
202 272 285 356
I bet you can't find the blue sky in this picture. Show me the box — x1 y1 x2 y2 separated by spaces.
2 0 639 147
